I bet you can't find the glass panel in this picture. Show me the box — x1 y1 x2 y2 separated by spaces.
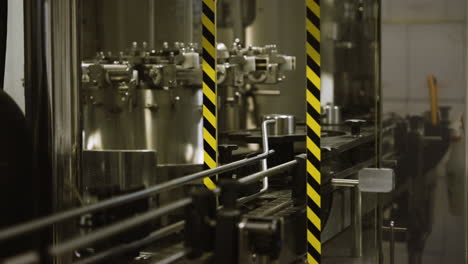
321 0 381 262
380 0 467 263
216 0 307 263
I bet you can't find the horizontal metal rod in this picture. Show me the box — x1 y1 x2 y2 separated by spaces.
3 251 39 264
50 198 192 257
331 178 359 187
74 221 185 264
151 250 187 264
238 160 298 185
0 150 274 242
382 226 408 232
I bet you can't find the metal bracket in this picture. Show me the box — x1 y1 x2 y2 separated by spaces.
331 168 396 257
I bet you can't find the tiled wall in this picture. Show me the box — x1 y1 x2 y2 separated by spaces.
382 0 467 119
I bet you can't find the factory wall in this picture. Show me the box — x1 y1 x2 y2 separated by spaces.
3 0 25 112
381 0 467 121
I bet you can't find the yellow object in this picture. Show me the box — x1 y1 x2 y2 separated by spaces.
427 75 439 125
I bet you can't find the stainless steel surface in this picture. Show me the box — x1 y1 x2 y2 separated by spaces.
358 168 395 193
216 42 296 132
82 150 157 193
80 0 200 58
323 104 343 125
45 0 81 263
243 0 306 121
0 150 274 243
82 47 204 166
263 114 296 136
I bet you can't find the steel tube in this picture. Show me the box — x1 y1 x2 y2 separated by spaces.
3 252 39 264
352 186 363 257
49 199 192 257
390 221 395 264
235 120 276 204
0 150 273 242
331 178 359 187
151 251 187 264
74 221 185 264
260 120 276 190
239 160 298 185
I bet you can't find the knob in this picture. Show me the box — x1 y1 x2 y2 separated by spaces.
345 119 366 136
219 144 239 164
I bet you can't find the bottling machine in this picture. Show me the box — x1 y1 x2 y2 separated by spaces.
0 0 460 264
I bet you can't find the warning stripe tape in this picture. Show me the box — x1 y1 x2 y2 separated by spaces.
306 0 321 263
202 0 218 190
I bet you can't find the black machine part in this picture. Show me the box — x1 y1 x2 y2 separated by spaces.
239 217 282 260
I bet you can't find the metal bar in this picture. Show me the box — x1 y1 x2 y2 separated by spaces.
382 226 407 232
73 221 185 264
390 221 395 264
235 120 276 204
259 120 276 190
231 0 244 43
49 199 192 257
151 251 187 264
331 178 359 187
0 150 273 242
252 90 281 96
3 252 39 264
352 186 363 257
239 160 298 185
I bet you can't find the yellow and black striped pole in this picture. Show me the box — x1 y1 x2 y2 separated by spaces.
306 0 321 263
202 0 218 190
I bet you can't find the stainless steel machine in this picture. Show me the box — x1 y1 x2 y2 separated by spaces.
217 40 296 132
81 42 203 166
81 42 204 195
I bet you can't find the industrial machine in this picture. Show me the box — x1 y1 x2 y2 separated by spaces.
0 0 460 264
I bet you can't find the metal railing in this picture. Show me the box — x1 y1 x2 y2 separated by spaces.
0 150 274 244
1 151 303 264
0 118 312 264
